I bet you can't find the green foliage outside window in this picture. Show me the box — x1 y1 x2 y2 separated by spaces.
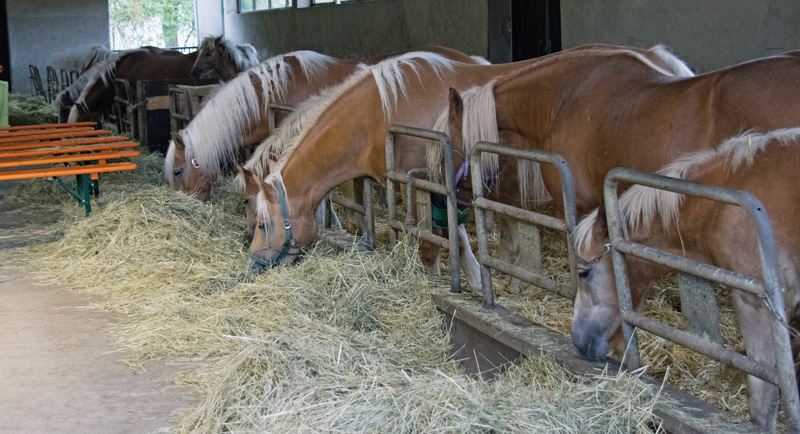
110 0 197 50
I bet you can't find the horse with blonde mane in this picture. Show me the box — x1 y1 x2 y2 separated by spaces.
571 128 800 431
445 50 800 225
242 45 692 290
165 46 479 202
67 36 255 124
190 35 259 80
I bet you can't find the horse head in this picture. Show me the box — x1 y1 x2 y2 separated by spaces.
237 161 278 242
165 132 217 201
191 36 256 81
570 206 624 360
55 90 74 123
246 169 317 273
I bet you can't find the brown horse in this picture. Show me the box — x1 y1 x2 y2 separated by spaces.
165 46 480 202
67 36 252 124
56 51 120 123
242 46 691 289
571 129 800 431
190 35 259 80
445 51 800 224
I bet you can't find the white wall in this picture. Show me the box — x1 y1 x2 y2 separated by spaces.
8 0 109 94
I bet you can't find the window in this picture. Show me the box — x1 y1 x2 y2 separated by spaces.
240 0 290 12
312 0 355 4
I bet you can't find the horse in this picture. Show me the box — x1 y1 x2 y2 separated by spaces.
444 50 800 227
67 36 253 124
56 52 120 123
80 45 116 73
190 35 259 81
242 46 692 290
442 45 694 292
570 128 800 431
165 46 480 202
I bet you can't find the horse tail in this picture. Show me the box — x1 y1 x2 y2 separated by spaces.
649 44 695 78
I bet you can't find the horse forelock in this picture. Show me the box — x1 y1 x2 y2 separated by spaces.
257 172 287 228
574 208 600 256
181 71 262 175
164 141 177 187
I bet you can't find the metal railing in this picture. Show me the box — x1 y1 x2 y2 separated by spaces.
469 142 579 308
385 124 462 293
604 167 800 431
113 79 136 137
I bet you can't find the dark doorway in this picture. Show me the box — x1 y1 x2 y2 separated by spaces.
511 0 561 61
0 0 10 86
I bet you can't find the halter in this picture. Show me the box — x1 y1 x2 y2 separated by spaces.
250 179 299 269
188 159 218 197
577 243 612 266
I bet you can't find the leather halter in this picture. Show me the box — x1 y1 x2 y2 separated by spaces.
250 179 300 269
188 159 218 197
578 243 612 266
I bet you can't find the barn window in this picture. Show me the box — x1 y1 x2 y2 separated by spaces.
240 0 291 12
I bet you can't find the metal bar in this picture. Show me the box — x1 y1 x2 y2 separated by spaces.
482 256 574 299
469 141 580 307
623 310 776 384
473 197 567 232
614 240 764 295
386 125 461 293
604 167 800 431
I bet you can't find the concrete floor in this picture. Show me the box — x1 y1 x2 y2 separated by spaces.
0 181 192 434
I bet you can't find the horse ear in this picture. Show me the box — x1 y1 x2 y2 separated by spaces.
249 171 278 203
448 88 464 145
594 205 610 239
171 132 185 151
214 35 223 45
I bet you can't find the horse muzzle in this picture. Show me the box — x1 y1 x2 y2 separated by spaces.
249 252 279 273
571 321 611 360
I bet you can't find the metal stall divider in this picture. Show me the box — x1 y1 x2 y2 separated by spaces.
267 103 375 247
603 167 800 432
469 141 579 308
385 125 462 293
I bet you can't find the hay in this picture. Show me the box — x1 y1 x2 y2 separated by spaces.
12 168 666 433
7 93 58 126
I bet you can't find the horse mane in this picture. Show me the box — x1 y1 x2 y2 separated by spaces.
57 51 120 109
470 55 492 66
574 127 800 254
234 90 332 191
174 50 339 182
649 44 695 77
267 51 457 181
81 45 115 72
199 35 259 72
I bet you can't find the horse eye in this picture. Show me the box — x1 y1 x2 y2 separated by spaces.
258 223 266 231
578 268 591 279
243 199 250 205
174 168 183 177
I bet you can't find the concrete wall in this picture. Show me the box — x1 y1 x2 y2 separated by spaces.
223 0 490 60
8 0 109 94
561 0 800 73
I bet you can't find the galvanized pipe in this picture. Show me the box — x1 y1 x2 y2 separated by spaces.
469 141 580 308
604 167 800 432
385 125 462 293
482 256 575 299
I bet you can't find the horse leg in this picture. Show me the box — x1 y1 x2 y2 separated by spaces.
734 290 779 431
456 224 481 293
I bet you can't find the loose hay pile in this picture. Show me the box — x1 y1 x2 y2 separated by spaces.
7 93 58 126
12 159 666 433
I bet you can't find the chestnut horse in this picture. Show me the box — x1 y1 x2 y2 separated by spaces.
571 128 800 431
243 46 691 289
67 36 252 124
190 35 259 80
445 51 800 224
165 46 480 202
